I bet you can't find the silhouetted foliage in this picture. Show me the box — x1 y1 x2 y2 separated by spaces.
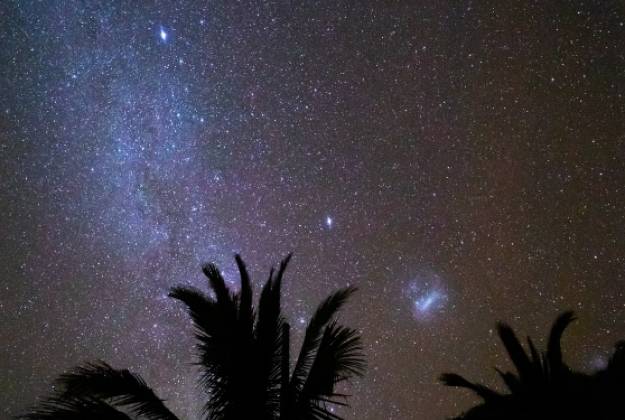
19 362 178 420
170 254 365 420
441 311 625 419
19 255 364 420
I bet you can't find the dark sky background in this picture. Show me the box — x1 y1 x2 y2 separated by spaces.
2 1 625 419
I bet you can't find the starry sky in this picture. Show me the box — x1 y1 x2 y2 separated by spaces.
2 1 625 419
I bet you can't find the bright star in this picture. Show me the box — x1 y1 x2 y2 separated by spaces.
325 216 333 228
159 27 168 41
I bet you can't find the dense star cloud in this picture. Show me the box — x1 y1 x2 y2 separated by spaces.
1 1 625 419
406 271 448 321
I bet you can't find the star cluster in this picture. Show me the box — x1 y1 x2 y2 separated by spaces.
2 1 625 419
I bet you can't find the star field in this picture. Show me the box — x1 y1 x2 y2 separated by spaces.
2 1 625 419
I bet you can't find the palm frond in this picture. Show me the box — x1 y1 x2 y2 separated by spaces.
439 373 501 401
308 403 344 420
546 310 576 375
290 287 358 392
526 336 546 382
254 255 292 416
53 361 179 420
169 284 240 417
494 368 522 393
296 322 365 417
202 263 234 310
168 286 217 334
272 253 292 292
18 396 133 420
497 322 532 381
235 254 254 332
526 337 541 366
256 267 279 342
255 254 292 355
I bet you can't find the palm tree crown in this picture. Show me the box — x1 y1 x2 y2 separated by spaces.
441 311 625 420
170 254 365 420
20 254 365 420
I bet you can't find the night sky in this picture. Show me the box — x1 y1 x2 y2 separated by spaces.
2 1 625 419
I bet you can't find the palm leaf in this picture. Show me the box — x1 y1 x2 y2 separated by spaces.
495 368 521 393
235 254 254 333
54 361 179 420
526 337 541 366
18 396 134 420
169 285 239 418
254 255 292 416
296 322 365 418
255 254 292 359
273 254 292 293
439 373 501 401
546 311 576 375
290 287 358 393
202 263 235 312
497 322 533 381
168 286 217 335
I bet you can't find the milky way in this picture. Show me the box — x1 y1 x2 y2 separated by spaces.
2 1 625 419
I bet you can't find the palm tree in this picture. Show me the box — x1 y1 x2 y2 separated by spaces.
20 254 364 420
441 311 625 419
169 254 365 420
18 361 180 420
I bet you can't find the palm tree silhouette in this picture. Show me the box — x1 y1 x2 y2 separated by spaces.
20 255 365 420
441 311 625 419
19 361 180 419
